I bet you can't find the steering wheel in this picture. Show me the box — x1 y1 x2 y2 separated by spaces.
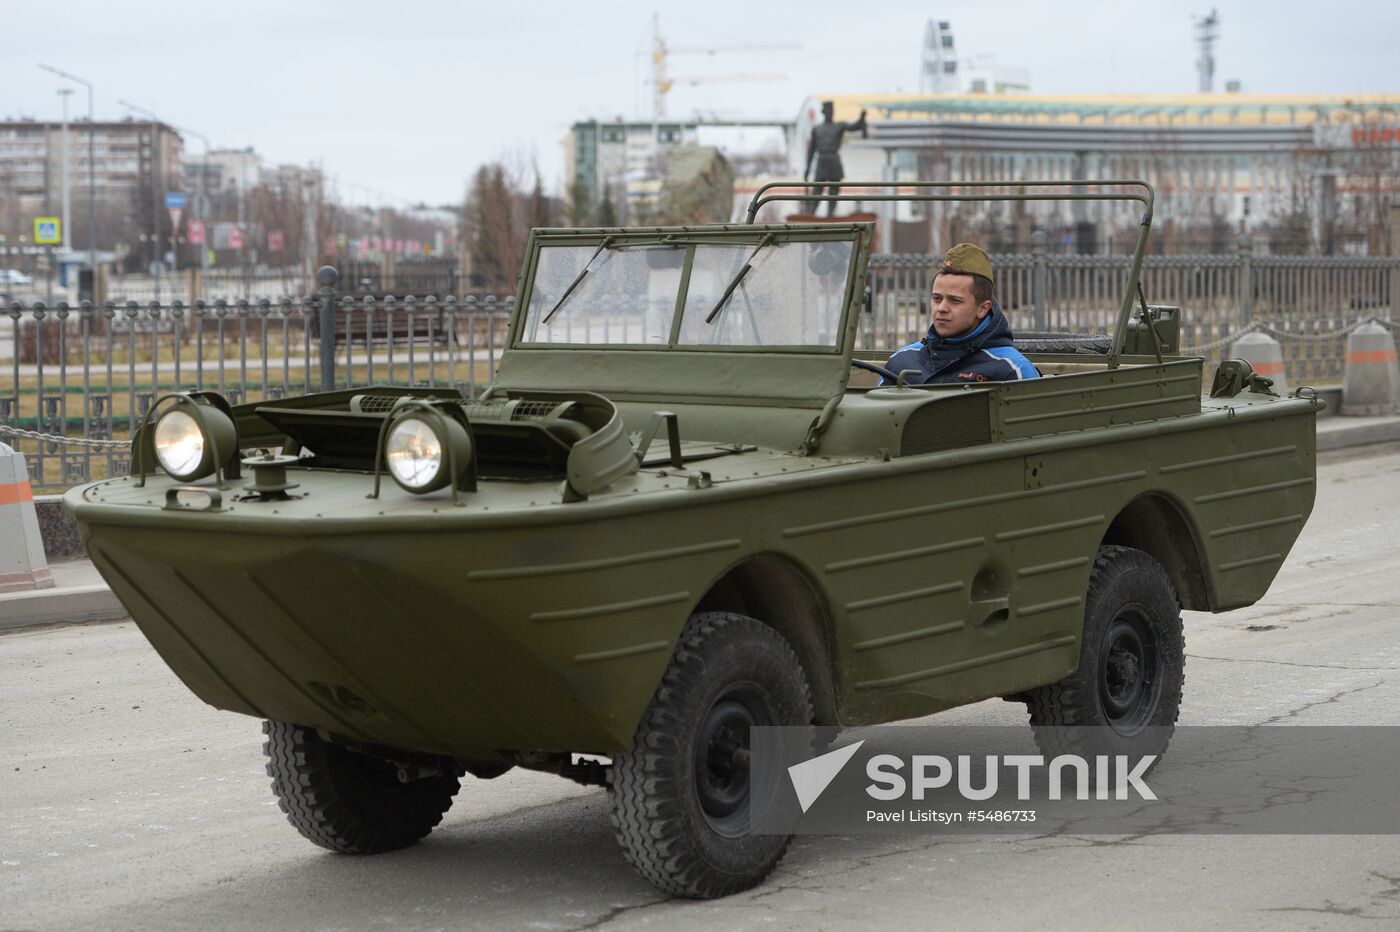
850 358 901 383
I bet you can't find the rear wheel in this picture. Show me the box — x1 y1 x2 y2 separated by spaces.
263 720 461 855
610 612 812 899
1026 546 1185 761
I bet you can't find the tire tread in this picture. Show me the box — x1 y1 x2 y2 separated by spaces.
609 612 811 899
1026 545 1185 761
263 720 460 855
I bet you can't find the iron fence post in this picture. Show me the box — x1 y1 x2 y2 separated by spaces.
1031 230 1048 331
1390 203 1399 324
1238 233 1254 327
317 265 338 391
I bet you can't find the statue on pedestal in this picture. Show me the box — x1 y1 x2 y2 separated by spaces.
803 101 868 216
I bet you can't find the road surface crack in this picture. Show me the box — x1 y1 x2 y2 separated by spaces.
1261 681 1385 724
1186 654 1396 672
567 897 672 931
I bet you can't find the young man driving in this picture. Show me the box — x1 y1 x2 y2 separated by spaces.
883 243 1039 384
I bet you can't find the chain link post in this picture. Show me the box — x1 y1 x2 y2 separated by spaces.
1031 230 1048 331
317 265 339 392
1390 204 1399 332
1237 233 1254 327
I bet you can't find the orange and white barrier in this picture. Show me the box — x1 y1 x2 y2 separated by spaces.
1230 332 1289 396
1341 321 1400 416
0 442 53 593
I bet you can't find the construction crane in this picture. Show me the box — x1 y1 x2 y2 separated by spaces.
649 13 799 119
1194 9 1219 93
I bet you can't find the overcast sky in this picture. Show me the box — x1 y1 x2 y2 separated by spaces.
4 0 1396 207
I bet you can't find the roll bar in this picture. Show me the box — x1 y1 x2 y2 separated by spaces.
744 180 1156 370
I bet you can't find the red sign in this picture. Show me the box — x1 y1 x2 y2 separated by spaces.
267 229 284 252
1352 126 1400 145
228 226 244 249
188 220 205 245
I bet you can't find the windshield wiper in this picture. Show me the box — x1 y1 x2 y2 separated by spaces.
541 236 614 325
705 234 774 324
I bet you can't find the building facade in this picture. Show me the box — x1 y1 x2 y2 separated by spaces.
0 118 184 256
786 93 1400 254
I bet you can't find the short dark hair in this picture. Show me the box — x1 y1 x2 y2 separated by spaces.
935 267 993 307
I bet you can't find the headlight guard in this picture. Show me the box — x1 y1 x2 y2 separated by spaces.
370 400 476 503
135 392 239 487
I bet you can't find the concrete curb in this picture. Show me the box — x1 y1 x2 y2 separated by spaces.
0 583 129 631
1317 417 1400 452
6 413 1400 634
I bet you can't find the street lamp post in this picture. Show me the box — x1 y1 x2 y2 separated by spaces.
118 100 166 301
175 126 211 273
38 64 96 273
120 102 214 291
57 88 72 256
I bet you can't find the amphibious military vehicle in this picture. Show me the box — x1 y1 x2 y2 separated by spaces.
66 182 1320 897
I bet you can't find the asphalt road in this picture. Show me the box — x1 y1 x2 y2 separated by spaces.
4 444 1400 931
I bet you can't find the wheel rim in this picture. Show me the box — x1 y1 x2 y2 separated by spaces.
1098 607 1162 734
693 691 765 838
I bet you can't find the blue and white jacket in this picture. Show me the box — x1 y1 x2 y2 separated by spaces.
883 300 1038 385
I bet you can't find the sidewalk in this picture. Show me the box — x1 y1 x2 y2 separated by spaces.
0 557 126 631
3 413 1399 634
1316 412 1400 451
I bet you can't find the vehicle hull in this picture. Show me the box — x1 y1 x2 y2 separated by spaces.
69 395 1317 758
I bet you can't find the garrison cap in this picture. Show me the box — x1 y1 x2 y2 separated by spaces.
939 243 994 285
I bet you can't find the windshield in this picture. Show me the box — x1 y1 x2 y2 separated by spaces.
521 239 854 350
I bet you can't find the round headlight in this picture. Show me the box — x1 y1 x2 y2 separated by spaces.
148 399 237 483
386 417 445 490
154 409 207 479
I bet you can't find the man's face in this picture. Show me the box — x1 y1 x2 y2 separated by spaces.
930 273 991 338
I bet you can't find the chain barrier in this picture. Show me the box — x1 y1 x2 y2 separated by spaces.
1258 318 1374 343
1179 324 1260 354
1181 317 1398 354
0 425 131 449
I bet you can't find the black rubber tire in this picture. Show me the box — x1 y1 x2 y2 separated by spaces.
609 612 813 899
263 721 461 855
1026 546 1185 762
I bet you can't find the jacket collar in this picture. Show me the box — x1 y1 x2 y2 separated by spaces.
938 314 992 345
926 304 998 348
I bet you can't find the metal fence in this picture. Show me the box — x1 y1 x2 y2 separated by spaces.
4 247 1398 489
3 287 512 488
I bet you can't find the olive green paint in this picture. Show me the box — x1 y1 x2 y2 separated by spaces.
66 201 1320 762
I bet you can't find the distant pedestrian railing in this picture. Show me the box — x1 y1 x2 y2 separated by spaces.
4 247 1398 490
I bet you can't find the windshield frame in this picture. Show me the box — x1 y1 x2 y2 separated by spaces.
510 225 866 355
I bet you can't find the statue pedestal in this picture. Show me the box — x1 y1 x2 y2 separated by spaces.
786 212 880 250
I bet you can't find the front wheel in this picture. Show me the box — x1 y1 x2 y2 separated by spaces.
1025 546 1185 761
610 612 813 899
263 721 461 855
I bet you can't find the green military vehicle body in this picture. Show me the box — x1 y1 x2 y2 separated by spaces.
65 182 1320 898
